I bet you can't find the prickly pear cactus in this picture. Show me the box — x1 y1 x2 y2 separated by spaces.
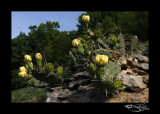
118 32 125 56
97 38 109 49
131 35 138 51
103 60 121 82
69 51 77 66
45 63 54 73
93 49 111 57
86 62 96 78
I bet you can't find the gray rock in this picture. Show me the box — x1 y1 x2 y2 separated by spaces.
57 90 76 99
77 85 95 91
72 71 91 78
134 54 149 63
140 63 149 70
117 73 147 92
69 78 91 88
46 90 62 103
49 86 64 91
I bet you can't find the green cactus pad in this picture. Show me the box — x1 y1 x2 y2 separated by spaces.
103 60 121 81
93 49 111 57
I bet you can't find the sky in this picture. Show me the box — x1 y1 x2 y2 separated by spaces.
11 11 86 39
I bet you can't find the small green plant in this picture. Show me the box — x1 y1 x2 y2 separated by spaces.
56 66 63 77
114 79 126 91
45 63 54 73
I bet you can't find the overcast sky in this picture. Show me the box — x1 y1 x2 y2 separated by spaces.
11 11 86 39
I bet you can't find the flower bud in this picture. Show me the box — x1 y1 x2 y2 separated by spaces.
24 55 32 62
35 53 42 60
72 39 81 47
19 66 27 72
82 15 90 23
95 54 109 67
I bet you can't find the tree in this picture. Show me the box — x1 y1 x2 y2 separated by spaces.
76 11 149 41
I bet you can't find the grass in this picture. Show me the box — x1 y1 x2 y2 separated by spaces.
11 86 47 103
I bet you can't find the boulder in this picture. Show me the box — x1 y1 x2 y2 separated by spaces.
132 68 148 75
143 75 149 84
72 71 91 79
134 54 149 63
117 73 147 92
69 78 91 88
140 63 149 70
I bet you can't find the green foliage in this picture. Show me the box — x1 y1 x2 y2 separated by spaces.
45 63 54 73
11 86 47 103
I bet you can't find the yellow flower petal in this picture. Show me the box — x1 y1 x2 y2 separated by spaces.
24 55 32 62
95 54 109 67
18 71 27 78
19 66 27 72
82 15 90 23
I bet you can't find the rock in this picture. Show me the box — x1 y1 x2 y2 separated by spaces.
121 69 137 75
77 85 95 91
120 58 127 65
143 75 149 84
117 73 147 92
140 63 149 70
132 68 148 75
69 78 91 88
134 54 149 63
46 97 51 103
46 90 62 103
133 58 138 64
126 57 137 68
49 86 64 91
105 88 149 103
57 90 76 99
72 71 91 79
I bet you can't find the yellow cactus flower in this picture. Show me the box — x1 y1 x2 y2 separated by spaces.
24 55 32 62
18 71 27 78
19 66 27 72
35 53 42 59
95 54 109 67
95 54 101 65
82 15 90 23
72 39 81 47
